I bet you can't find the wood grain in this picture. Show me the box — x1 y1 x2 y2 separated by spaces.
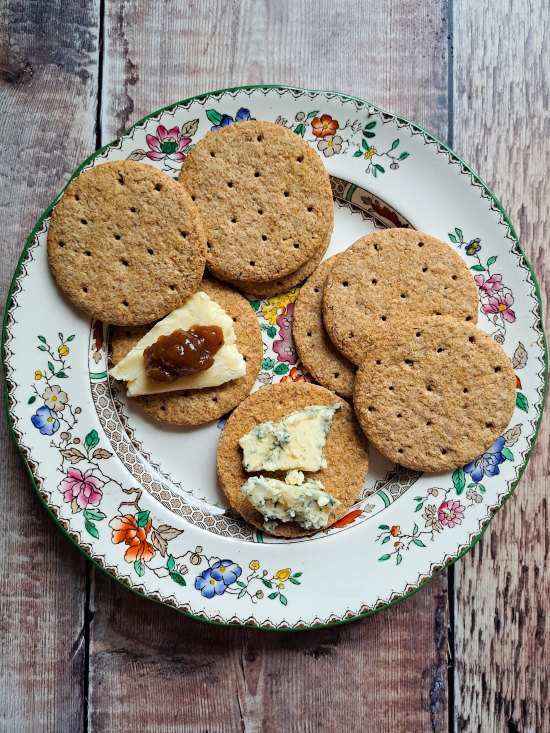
452 1 549 731
90 2 451 731
0 1 100 730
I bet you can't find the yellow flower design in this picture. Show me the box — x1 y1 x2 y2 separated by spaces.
249 560 260 571
261 290 300 325
58 344 69 357
278 582 285 589
364 146 376 160
35 371 42 380
274 568 291 581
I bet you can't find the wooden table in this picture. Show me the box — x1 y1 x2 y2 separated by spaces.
1 2 548 730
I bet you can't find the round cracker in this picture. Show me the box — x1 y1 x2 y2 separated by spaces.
293 256 356 398
353 317 516 472
323 229 479 365
179 121 333 282
217 383 369 537
48 160 206 326
110 279 262 426
215 235 328 297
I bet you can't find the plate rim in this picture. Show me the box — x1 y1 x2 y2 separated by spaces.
2 83 548 631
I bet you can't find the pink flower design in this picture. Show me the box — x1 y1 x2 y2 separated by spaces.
61 468 103 509
145 125 192 162
481 293 516 323
273 302 298 364
437 500 465 528
474 273 503 296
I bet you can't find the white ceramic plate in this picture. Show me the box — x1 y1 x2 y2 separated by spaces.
3 85 547 629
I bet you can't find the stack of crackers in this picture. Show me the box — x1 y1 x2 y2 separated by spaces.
46 118 517 536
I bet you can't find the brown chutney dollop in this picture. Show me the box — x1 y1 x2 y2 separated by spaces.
143 325 224 383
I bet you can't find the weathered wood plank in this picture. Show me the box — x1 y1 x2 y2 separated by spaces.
0 1 100 730
452 2 550 731
91 1 451 731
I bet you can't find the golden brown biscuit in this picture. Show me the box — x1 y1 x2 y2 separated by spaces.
217 383 369 537
322 230 479 365
353 317 516 472
293 256 356 398
179 121 333 282
110 279 262 425
48 160 206 326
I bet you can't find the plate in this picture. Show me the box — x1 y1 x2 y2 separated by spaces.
3 85 547 629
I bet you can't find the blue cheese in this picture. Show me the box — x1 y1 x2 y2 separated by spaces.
239 404 342 472
242 473 340 531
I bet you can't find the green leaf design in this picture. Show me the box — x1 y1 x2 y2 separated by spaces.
396 554 403 565
378 554 391 561
279 594 288 606
250 300 260 311
84 429 99 449
382 536 390 544
470 265 485 272
361 138 368 150
38 335 46 343
262 579 273 589
414 497 423 502
372 168 378 178
390 139 399 150
516 392 528 412
415 503 423 512
273 363 289 375
85 520 99 539
262 357 275 370
293 123 305 137
374 164 385 173
167 554 175 572
134 560 145 577
136 510 150 528
486 256 497 266
267 592 278 600
501 447 514 461
455 228 463 240
66 334 76 342
448 233 457 243
238 588 247 599
236 580 245 587
353 150 363 158
398 151 409 160
48 362 55 372
206 109 222 126
412 538 426 548
452 468 466 494
56 371 68 378
292 572 302 578
363 131 376 139
266 325 277 338
83 508 106 521
289 578 301 585
58 332 63 341
378 524 390 530
28 396 37 405
467 482 476 488
364 120 377 130
38 345 47 351
412 523 419 536
478 484 486 493
306 110 319 119
169 571 186 586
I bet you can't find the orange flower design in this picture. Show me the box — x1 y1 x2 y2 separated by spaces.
311 114 339 138
280 366 314 384
390 525 401 537
111 514 155 563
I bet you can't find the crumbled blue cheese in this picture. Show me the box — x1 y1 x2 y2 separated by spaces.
239 404 342 472
242 474 340 531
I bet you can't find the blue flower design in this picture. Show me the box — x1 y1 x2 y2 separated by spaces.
211 559 242 585
195 568 227 598
211 107 253 131
465 238 481 256
31 405 60 435
464 436 506 483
